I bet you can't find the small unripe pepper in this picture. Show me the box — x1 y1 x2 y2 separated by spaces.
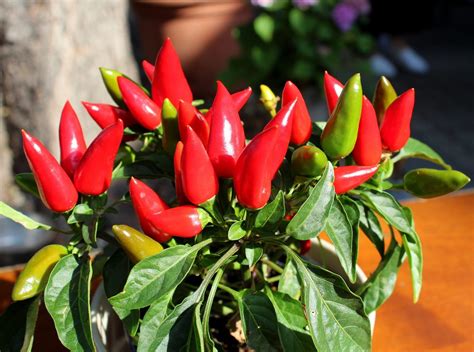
259 84 279 117
321 73 363 160
173 141 188 204
12 244 67 301
333 165 379 194
404 168 470 198
152 38 193 108
232 87 252 111
59 101 87 178
112 225 163 263
372 76 397 125
129 177 170 243
146 206 210 238
118 76 161 130
353 96 383 166
207 81 246 178
162 98 180 155
234 126 280 210
282 81 312 145
82 102 135 129
142 59 155 83
178 100 210 147
291 145 328 178
22 130 78 212
380 89 415 152
181 126 219 205
74 119 123 195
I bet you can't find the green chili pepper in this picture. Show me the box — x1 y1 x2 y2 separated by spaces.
112 225 164 263
291 145 328 178
12 245 68 301
404 168 470 198
99 67 148 108
321 73 363 160
162 98 180 155
372 76 397 125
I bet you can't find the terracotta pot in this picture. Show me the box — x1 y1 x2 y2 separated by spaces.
131 0 252 98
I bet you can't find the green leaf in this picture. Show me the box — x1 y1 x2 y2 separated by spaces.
393 138 451 169
237 291 281 352
228 221 246 241
266 288 315 351
245 243 264 267
278 258 301 300
355 201 385 257
44 254 95 352
325 198 358 283
287 163 335 240
401 207 423 302
0 296 40 352
110 241 210 312
137 290 175 352
359 238 403 313
15 173 39 198
67 204 93 225
255 191 285 229
253 13 275 43
361 191 414 236
289 251 372 352
0 201 52 231
103 250 139 336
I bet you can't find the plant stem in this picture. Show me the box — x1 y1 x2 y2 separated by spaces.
202 268 224 340
218 284 239 298
266 275 281 283
261 258 284 274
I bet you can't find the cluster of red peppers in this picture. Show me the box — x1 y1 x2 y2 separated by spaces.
21 38 417 247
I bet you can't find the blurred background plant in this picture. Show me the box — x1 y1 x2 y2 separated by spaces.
221 0 374 88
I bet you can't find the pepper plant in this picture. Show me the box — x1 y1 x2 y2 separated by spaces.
0 38 470 352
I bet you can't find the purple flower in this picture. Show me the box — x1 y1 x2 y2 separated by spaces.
331 3 358 32
345 0 371 15
292 0 319 10
251 0 275 8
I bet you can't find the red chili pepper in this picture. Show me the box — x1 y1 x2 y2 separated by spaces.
74 119 124 195
333 165 379 194
207 81 246 178
234 126 280 210
300 240 311 255
22 130 78 212
152 38 193 108
181 126 219 205
117 77 161 130
323 71 344 114
380 89 415 152
82 102 135 128
146 205 208 238
282 81 312 145
142 59 155 83
231 86 252 111
263 99 297 176
205 87 252 126
129 177 171 243
173 141 188 204
178 100 210 147
352 97 382 166
59 101 87 178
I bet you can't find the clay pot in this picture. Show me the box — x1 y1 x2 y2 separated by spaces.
130 0 252 98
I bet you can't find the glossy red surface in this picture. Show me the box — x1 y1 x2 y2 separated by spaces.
333 165 379 194
82 102 135 129
282 81 312 145
147 205 203 238
353 97 383 166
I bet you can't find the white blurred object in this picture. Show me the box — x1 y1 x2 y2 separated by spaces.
370 53 398 78
391 46 430 74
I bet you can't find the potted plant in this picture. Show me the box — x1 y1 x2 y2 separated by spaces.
0 38 469 352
